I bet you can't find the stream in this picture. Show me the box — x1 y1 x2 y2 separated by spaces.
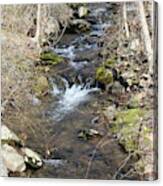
27 3 134 179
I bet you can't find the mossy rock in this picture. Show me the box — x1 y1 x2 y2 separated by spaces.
96 66 113 85
40 51 63 65
104 59 116 68
32 76 49 97
115 108 144 125
111 108 146 152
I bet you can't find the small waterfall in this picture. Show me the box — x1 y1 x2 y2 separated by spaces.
51 78 99 121
53 46 75 60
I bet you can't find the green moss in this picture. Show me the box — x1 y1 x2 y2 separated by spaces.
104 59 116 68
40 51 63 65
32 76 49 97
111 108 146 152
96 66 113 85
116 108 144 125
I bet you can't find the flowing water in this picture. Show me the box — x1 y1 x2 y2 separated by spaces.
23 3 135 179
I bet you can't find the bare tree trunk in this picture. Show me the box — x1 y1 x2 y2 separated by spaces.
123 2 130 39
137 1 153 74
35 4 41 52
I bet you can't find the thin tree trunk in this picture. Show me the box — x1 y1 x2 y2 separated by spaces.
137 1 153 74
123 3 130 39
35 4 41 51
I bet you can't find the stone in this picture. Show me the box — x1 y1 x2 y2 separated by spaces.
70 19 91 33
21 148 42 169
128 92 146 108
103 105 116 121
78 6 88 18
96 66 113 85
110 81 124 95
91 116 99 124
1 125 21 145
111 108 146 152
1 144 26 172
75 49 99 62
78 128 102 140
0 156 8 176
130 38 140 51
33 76 49 96
40 51 63 65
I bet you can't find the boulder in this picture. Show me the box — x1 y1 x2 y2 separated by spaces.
96 66 113 85
21 148 42 169
0 157 8 176
1 125 21 145
1 144 26 172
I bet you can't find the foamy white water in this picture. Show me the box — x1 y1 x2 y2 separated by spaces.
52 82 99 121
70 60 88 69
54 46 75 60
43 159 66 167
59 84 98 110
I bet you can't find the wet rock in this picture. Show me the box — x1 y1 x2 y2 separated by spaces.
78 6 88 18
2 144 26 173
78 128 102 140
1 125 21 146
21 148 42 169
69 19 91 33
74 49 99 62
51 75 68 93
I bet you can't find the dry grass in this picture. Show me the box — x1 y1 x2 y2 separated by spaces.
1 4 72 45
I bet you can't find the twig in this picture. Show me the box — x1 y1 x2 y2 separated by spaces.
112 152 133 179
53 22 67 46
85 134 108 179
1 86 18 113
120 168 134 180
